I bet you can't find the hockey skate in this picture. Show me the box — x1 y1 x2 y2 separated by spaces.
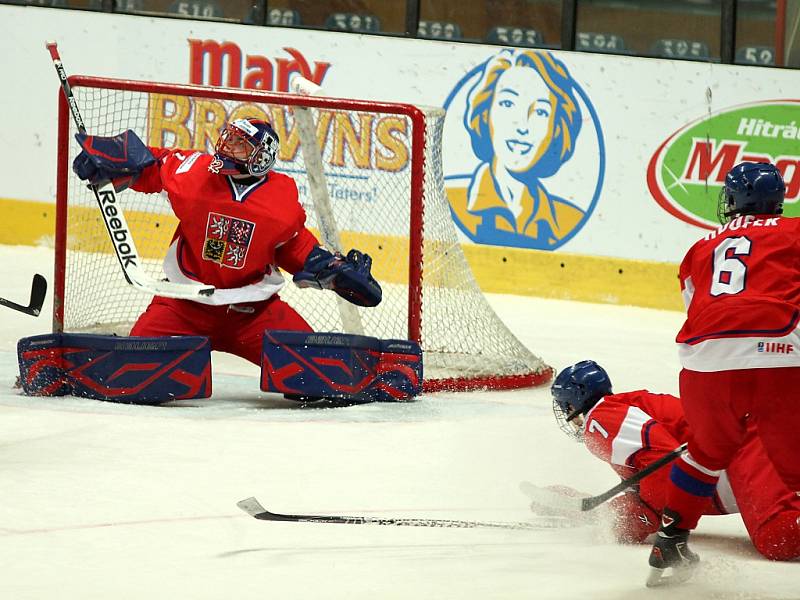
646 525 699 587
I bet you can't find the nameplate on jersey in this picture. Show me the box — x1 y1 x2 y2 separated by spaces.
203 212 256 269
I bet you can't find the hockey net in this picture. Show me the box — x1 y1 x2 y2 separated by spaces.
54 76 552 392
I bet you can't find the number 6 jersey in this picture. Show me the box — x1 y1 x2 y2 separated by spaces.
677 214 800 371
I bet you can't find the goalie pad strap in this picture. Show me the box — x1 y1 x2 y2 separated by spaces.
17 333 212 405
260 331 422 402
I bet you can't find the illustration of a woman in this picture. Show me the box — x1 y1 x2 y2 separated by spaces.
450 49 585 249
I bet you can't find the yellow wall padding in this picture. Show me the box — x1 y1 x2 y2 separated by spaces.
0 197 682 311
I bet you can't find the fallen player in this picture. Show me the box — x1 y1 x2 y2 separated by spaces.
531 360 800 586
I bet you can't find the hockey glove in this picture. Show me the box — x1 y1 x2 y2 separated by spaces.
72 130 156 192
294 246 382 307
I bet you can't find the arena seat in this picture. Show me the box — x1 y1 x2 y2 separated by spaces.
114 0 143 10
87 0 144 11
167 0 223 18
27 0 69 6
651 38 710 60
267 8 301 25
486 26 544 48
735 46 775 65
325 12 381 32
245 7 302 26
576 32 628 54
418 20 462 40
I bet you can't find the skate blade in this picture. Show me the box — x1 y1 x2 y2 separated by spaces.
645 563 697 588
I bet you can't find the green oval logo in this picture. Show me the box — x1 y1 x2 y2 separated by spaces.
647 101 800 229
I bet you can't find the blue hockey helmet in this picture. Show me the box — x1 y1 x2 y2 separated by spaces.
551 360 612 440
212 118 280 177
718 162 785 223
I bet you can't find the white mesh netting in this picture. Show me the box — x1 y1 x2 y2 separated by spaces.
57 80 550 390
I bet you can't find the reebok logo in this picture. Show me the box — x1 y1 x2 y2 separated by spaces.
99 190 138 268
757 341 794 354
661 514 675 528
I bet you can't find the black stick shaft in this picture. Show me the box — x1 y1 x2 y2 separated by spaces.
45 41 138 286
237 497 565 530
43 42 214 300
581 443 688 511
46 42 87 134
260 511 542 529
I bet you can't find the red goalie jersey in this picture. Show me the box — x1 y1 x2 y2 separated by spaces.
131 147 319 305
126 147 319 366
582 390 800 560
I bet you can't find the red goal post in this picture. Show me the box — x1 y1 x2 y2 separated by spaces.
54 76 552 392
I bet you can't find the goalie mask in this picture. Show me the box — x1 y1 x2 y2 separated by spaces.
213 118 279 177
551 360 612 441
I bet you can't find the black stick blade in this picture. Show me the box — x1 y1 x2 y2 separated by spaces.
29 274 47 316
0 274 47 316
236 498 354 524
580 443 687 511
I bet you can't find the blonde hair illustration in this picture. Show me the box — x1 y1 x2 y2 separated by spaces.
445 48 592 250
465 49 581 180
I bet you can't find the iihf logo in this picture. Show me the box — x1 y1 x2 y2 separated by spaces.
757 341 794 354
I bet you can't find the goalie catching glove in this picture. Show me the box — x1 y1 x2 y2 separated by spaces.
72 129 156 192
294 246 382 307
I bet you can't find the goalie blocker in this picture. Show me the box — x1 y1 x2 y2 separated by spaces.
17 333 211 405
261 330 422 403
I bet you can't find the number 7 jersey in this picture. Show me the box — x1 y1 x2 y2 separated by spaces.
677 214 800 371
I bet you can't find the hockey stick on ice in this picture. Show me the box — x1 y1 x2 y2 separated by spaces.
0 274 47 316
237 496 571 530
45 42 214 300
521 443 688 513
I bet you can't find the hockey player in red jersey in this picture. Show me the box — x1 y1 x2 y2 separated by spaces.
549 360 800 566
641 162 800 585
71 119 382 367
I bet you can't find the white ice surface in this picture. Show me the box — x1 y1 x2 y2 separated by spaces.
0 244 796 600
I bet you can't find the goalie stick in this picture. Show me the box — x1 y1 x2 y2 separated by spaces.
0 274 47 316
236 497 571 530
521 443 688 513
292 75 364 335
45 42 214 300
291 77 365 336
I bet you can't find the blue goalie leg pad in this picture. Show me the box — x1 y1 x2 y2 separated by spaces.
367 339 423 402
261 331 423 403
17 333 211 405
261 330 381 402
